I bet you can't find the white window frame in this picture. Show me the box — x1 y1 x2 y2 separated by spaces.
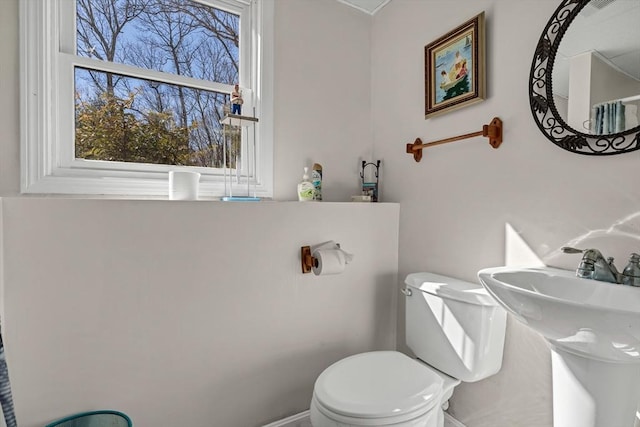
20 0 273 198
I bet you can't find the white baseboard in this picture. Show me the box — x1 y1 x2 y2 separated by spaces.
261 410 311 427
444 412 467 427
262 409 464 427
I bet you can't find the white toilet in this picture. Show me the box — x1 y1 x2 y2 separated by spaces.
310 272 507 427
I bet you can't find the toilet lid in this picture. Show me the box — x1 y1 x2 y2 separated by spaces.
313 351 443 419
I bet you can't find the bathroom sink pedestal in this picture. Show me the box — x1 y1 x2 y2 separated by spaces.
550 345 640 427
477 266 640 427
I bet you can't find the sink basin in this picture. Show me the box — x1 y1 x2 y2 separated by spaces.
478 266 640 362
478 266 640 427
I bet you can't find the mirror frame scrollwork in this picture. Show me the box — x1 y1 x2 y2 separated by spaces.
529 0 640 155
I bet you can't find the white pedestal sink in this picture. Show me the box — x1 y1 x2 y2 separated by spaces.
478 266 640 427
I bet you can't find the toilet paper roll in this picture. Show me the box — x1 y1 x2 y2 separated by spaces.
312 248 346 276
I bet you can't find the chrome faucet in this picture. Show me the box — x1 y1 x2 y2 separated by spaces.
622 253 640 286
562 247 621 284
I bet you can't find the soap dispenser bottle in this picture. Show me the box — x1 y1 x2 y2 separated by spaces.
297 167 315 201
622 253 640 286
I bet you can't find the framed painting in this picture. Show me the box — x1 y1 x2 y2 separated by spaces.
425 12 485 118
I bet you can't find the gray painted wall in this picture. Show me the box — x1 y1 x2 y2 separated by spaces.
2 199 399 427
371 1 640 426
2 0 640 426
0 0 397 426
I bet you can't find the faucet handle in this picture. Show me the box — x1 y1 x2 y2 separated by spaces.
566 249 596 278
622 253 640 287
561 247 584 254
562 247 603 279
563 247 605 263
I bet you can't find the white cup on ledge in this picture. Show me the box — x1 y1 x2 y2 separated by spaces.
169 171 201 200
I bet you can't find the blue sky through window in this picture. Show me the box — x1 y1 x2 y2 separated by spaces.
73 0 240 168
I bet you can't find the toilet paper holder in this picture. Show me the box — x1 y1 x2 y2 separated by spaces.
301 246 317 273
301 242 351 274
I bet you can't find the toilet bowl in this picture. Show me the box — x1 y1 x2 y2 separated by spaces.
310 272 507 427
310 351 459 427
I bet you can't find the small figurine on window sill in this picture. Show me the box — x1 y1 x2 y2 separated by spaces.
231 84 243 115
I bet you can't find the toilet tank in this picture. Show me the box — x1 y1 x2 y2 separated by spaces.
404 272 506 382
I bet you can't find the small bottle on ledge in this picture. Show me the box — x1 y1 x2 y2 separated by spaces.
297 167 315 201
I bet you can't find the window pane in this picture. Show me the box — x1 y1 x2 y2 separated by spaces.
75 0 239 84
75 67 240 168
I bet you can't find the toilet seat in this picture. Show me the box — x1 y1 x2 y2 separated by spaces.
312 351 444 425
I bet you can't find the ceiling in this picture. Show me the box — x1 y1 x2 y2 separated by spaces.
336 0 391 15
553 0 640 98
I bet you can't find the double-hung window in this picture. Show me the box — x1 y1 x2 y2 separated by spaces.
20 0 273 197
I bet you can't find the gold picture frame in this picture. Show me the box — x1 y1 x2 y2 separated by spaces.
425 12 485 118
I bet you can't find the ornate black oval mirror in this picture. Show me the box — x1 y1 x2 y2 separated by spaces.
529 0 640 155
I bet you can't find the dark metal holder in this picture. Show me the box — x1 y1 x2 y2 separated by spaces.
360 160 381 202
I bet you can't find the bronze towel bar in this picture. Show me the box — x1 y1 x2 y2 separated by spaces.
406 117 503 162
